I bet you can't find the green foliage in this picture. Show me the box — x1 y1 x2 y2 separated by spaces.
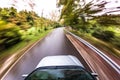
58 0 108 29
52 22 62 28
57 0 80 26
0 20 6 25
92 30 115 41
0 27 22 51
112 36 120 47
0 7 57 51
0 7 41 30
0 7 17 21
58 0 120 57
0 7 57 30
26 14 34 26
96 14 120 26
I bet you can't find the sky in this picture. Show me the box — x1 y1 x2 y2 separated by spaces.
0 0 120 17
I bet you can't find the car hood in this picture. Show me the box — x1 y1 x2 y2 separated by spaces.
36 55 84 68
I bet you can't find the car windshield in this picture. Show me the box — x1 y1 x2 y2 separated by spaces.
25 66 95 80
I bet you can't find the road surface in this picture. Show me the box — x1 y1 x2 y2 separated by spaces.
2 28 85 80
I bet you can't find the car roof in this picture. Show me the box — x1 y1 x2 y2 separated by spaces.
36 55 84 68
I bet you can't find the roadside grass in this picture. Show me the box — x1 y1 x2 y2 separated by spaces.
0 30 52 63
71 30 120 58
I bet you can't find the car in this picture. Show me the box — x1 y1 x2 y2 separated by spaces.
23 55 97 80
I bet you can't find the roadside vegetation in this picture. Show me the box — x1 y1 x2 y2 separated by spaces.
57 0 120 58
0 7 60 61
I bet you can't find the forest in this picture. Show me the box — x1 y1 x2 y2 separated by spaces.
57 0 120 58
0 7 60 51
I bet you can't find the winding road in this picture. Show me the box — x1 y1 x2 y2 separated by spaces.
1 28 120 80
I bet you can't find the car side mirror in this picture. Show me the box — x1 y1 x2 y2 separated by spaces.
91 73 98 77
22 74 28 78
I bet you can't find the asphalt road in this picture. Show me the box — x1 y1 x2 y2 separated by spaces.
2 28 84 80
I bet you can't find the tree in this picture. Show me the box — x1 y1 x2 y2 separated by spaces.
0 27 22 51
0 8 10 20
57 0 120 29
57 0 80 26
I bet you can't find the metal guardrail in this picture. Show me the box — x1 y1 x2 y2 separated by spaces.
66 31 120 74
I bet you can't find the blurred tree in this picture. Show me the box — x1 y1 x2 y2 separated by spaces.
0 8 9 20
0 6 57 50
9 7 17 17
0 27 22 51
95 14 120 26
57 0 109 29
